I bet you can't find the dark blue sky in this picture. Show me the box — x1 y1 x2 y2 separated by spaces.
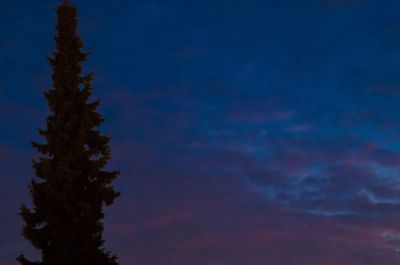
3 0 400 264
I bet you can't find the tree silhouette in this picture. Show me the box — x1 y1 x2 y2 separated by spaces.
17 1 120 265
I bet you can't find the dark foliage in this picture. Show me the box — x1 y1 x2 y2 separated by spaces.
17 1 120 264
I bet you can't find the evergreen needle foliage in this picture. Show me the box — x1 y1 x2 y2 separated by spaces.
17 1 120 264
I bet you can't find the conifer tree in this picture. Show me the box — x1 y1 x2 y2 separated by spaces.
17 1 120 264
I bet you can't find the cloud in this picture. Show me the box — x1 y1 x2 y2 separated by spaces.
229 110 294 124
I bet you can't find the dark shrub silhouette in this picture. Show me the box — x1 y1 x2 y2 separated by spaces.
17 1 120 264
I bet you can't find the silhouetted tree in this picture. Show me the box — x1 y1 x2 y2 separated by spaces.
17 1 120 265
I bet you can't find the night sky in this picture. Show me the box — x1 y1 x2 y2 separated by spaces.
3 0 400 264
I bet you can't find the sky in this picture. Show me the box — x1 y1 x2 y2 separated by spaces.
3 0 400 264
